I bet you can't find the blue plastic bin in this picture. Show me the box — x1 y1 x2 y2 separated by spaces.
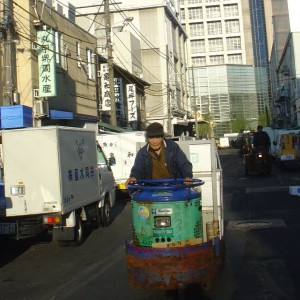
1 105 33 129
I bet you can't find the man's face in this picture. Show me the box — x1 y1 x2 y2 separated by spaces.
148 137 163 151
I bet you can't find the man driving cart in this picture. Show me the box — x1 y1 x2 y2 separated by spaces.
125 122 193 186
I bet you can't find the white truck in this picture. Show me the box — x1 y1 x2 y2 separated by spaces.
97 131 146 191
0 126 116 246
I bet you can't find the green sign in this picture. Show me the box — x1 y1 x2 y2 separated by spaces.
37 29 57 97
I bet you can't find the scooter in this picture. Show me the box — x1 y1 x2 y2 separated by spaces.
244 147 272 176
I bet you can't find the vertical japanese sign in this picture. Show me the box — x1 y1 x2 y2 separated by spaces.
37 29 57 97
115 78 125 118
100 63 111 111
126 84 137 121
100 63 125 116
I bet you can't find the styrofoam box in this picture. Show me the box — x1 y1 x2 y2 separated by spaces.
1 105 33 129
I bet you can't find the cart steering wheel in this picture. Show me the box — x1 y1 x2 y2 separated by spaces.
127 178 204 190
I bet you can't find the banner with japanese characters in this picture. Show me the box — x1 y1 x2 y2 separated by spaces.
100 64 125 116
126 84 137 121
115 78 125 118
100 63 111 111
37 29 57 97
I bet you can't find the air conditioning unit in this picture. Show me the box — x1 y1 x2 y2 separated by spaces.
34 100 49 117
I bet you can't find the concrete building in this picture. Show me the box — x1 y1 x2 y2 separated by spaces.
265 0 300 129
181 0 270 136
63 0 193 137
0 0 101 129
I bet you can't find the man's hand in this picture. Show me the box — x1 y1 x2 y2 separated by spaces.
183 177 193 185
125 177 137 186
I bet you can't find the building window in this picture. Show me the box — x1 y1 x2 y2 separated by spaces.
188 8 203 19
191 40 206 53
206 6 221 18
226 36 241 50
192 56 206 66
228 54 242 64
205 0 220 2
207 21 222 35
208 38 223 52
224 4 239 17
209 55 224 65
86 48 95 80
188 0 202 4
180 9 185 20
190 23 204 36
225 20 240 34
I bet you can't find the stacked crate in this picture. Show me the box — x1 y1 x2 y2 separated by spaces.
0 105 33 129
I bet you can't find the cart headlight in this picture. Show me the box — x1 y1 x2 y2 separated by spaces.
258 153 263 158
10 185 25 196
154 216 171 228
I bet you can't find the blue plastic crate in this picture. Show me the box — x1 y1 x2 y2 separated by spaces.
1 105 33 129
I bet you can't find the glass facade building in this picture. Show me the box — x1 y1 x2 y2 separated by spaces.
181 0 270 136
191 65 268 137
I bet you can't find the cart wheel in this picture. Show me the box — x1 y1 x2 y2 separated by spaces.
101 197 111 227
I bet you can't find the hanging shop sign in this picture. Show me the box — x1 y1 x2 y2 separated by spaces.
115 78 125 119
37 28 57 97
100 63 125 117
126 84 137 122
100 63 111 111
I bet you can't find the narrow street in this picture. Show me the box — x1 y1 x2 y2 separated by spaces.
0 149 300 300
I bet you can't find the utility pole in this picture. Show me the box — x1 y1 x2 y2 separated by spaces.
191 66 199 139
2 0 17 106
104 0 117 126
166 45 172 136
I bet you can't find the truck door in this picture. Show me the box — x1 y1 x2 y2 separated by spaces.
96 144 115 197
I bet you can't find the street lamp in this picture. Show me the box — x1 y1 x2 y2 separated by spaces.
113 17 134 32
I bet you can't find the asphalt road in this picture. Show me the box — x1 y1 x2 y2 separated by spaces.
1 149 300 300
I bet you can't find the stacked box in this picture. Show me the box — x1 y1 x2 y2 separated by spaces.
1 105 33 129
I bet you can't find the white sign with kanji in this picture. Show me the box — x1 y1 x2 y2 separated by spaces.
126 84 137 121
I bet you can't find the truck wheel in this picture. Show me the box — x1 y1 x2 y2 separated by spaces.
101 197 111 227
69 214 84 247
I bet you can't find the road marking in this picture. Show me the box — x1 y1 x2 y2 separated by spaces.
245 186 288 193
227 219 286 231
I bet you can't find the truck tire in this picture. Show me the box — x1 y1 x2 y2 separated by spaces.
69 213 84 246
101 197 111 227
58 214 84 247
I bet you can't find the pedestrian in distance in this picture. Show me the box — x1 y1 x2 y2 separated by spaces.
125 122 193 186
